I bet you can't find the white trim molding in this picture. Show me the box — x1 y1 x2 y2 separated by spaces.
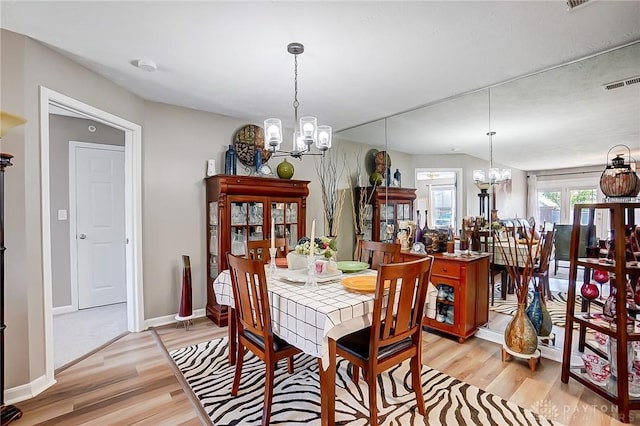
144 308 206 329
39 86 144 394
4 374 56 405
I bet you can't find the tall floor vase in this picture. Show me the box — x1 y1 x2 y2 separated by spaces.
504 304 538 354
175 255 193 330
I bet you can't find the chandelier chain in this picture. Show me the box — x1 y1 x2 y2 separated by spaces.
488 87 492 171
293 53 299 123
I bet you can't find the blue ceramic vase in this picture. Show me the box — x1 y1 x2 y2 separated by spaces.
526 290 552 336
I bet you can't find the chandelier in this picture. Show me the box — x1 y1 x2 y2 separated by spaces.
473 88 511 189
264 43 332 159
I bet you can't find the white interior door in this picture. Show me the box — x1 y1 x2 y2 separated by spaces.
73 143 126 309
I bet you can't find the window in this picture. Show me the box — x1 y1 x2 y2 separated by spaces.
535 176 602 234
415 169 461 231
431 186 454 228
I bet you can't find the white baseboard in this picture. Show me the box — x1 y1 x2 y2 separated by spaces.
6 308 206 404
5 374 57 404
144 308 206 328
52 304 76 316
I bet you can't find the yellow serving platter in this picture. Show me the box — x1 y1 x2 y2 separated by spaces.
341 275 389 292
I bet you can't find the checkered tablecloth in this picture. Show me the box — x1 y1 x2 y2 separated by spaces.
213 268 378 368
493 241 539 267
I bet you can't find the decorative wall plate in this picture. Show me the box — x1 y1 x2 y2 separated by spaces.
233 124 272 167
374 150 392 175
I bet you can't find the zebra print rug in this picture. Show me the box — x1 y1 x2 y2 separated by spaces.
170 337 555 425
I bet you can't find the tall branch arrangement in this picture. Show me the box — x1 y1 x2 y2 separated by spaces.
346 149 378 234
494 220 541 305
314 148 345 237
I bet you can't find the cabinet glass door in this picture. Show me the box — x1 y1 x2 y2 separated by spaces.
285 202 298 247
379 203 395 242
230 202 248 255
362 205 373 241
209 201 219 278
272 201 300 248
247 202 264 241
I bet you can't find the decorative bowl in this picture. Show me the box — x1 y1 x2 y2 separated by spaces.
629 371 640 397
582 353 611 385
594 332 608 349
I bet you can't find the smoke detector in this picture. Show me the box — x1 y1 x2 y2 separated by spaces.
603 75 640 91
133 59 157 72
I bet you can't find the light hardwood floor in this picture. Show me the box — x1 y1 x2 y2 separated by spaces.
14 316 640 425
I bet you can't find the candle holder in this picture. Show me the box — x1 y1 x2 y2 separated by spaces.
268 247 277 279
303 254 318 290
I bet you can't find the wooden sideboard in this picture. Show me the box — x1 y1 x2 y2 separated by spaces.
401 251 490 342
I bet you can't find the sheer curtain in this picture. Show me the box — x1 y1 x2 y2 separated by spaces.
526 174 539 224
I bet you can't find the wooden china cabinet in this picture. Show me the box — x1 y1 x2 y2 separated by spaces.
205 175 309 326
354 186 416 242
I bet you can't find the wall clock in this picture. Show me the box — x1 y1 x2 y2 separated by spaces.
233 124 272 167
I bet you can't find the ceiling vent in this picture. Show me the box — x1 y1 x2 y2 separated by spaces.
566 0 591 10
603 75 640 91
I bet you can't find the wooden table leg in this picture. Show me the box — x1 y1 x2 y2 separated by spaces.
228 307 237 365
320 338 336 426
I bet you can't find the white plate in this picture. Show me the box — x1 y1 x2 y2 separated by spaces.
276 269 343 283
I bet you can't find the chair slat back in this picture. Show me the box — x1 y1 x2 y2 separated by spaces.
227 253 272 340
371 256 433 351
246 239 271 265
537 228 556 274
357 240 401 270
274 237 289 258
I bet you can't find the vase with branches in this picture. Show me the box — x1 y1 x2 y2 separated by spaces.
346 149 378 234
346 149 379 258
494 222 541 354
314 148 345 239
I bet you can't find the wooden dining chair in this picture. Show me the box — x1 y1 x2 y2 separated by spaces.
274 237 289 258
533 228 556 301
246 239 271 265
356 239 401 270
226 253 301 426
336 256 434 425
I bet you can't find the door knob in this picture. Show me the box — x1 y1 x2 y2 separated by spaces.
79 233 87 239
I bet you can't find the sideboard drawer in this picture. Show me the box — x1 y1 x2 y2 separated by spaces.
432 261 461 279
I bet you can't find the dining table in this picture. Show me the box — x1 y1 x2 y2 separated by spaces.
213 266 380 426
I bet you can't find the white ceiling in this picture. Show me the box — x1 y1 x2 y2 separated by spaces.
2 1 640 170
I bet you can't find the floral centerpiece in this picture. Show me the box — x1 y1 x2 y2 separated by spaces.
288 236 338 272
294 236 337 258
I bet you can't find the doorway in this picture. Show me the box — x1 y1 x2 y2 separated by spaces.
40 87 144 383
69 142 126 309
414 168 462 232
